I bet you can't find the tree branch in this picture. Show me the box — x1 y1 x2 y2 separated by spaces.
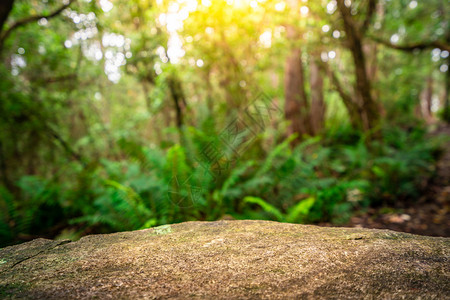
315 58 363 129
360 0 377 34
42 73 78 83
316 60 355 110
370 35 450 52
46 125 86 167
337 0 361 40
0 0 75 50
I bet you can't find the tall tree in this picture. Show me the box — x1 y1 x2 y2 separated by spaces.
284 41 311 138
336 0 381 132
309 56 325 135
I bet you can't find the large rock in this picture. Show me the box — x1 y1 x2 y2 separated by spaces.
0 220 449 299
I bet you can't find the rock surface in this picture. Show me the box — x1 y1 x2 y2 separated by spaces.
0 220 449 299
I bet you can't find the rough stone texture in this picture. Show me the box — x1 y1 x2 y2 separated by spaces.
0 220 449 299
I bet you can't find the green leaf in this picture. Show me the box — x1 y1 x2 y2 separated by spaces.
286 197 315 223
141 218 157 229
243 196 284 222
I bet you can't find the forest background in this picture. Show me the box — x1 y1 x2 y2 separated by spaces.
0 0 449 247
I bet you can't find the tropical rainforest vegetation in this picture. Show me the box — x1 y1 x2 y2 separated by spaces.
0 0 448 247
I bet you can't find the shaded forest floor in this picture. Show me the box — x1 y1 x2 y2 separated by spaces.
325 123 450 237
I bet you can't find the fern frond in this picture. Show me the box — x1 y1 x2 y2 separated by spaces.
286 197 315 223
243 196 284 221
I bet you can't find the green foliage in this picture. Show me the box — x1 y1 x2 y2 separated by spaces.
368 126 439 204
0 0 446 247
0 119 440 247
243 196 315 223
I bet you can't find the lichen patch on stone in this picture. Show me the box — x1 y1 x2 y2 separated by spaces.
152 224 173 235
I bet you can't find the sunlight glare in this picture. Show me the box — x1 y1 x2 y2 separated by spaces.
275 2 286 11
390 34 399 44
259 30 272 48
201 0 211 7
408 1 417 9
300 6 309 15
99 0 113 12
327 0 337 14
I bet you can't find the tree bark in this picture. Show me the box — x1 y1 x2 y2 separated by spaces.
283 0 312 141
420 75 433 122
168 76 187 130
336 0 381 132
309 57 325 135
364 43 378 82
370 36 450 53
284 46 311 139
443 57 450 123
0 0 14 35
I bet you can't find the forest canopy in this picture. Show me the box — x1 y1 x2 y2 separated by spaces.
0 0 448 246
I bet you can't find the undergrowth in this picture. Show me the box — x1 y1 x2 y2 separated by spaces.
0 124 441 247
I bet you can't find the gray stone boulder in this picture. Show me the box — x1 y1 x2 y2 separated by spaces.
0 220 449 299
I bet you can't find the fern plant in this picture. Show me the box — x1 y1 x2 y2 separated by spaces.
242 196 315 223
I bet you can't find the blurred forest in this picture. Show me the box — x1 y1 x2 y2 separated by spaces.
0 0 449 247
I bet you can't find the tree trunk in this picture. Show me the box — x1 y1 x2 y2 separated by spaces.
419 75 433 122
168 77 186 130
337 0 380 132
443 56 450 123
316 59 362 129
205 70 214 115
309 57 325 135
0 0 14 34
284 46 311 139
283 0 311 141
364 43 378 82
0 0 14 52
